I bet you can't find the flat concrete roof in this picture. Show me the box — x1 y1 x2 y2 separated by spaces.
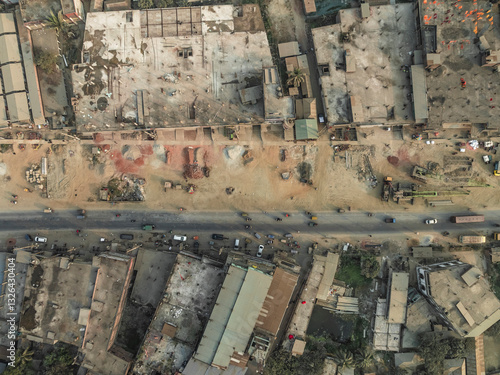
20 258 95 346
278 41 300 58
316 252 339 301
410 65 429 122
373 298 400 351
387 272 409 324
74 5 273 131
263 67 294 122
255 268 298 336
426 264 500 337
212 268 272 369
6 92 30 123
303 0 316 14
0 34 21 64
81 253 134 375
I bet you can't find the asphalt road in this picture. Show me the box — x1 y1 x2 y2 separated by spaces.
0 209 498 237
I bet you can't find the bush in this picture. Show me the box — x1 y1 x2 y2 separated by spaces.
138 0 154 9
34 51 58 74
361 254 380 279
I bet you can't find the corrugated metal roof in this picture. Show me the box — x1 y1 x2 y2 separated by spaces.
19 37 44 124
212 268 272 368
410 65 428 121
6 92 30 122
303 0 316 14
1 63 25 92
0 34 21 64
387 272 409 324
195 266 247 365
295 118 318 140
0 13 16 34
0 97 7 126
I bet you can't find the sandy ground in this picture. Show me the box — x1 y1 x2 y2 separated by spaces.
1 128 499 214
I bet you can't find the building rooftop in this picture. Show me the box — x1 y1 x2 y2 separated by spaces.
132 254 224 375
412 246 433 258
20 257 96 346
426 263 500 337
312 4 417 125
387 272 409 324
316 252 339 301
195 265 272 369
373 298 400 351
295 118 318 140
263 66 294 122
80 253 135 375
73 5 273 132
418 0 500 126
255 267 298 336
278 41 300 58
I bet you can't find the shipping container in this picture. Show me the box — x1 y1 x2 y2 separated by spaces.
450 215 485 223
459 235 486 244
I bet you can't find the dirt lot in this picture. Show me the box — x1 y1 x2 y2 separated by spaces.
0 128 499 213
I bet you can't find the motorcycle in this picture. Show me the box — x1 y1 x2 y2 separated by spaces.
276 218 283 222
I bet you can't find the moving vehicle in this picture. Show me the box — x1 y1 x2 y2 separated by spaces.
120 234 134 240
494 161 500 176
174 235 187 241
142 224 156 230
212 234 224 240
257 245 264 257
77 209 86 219
311 216 318 220
309 222 318 227
234 239 240 250
43 208 53 213
241 212 249 217
35 236 47 243
385 218 396 223
450 215 485 224
459 235 486 244
425 219 438 224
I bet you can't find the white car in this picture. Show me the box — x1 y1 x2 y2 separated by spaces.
257 245 264 258
35 236 47 243
425 219 438 224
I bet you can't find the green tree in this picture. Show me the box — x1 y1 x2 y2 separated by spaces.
330 347 354 370
156 0 174 7
4 347 35 375
286 68 305 87
138 0 154 9
43 346 75 375
445 337 465 358
355 347 374 369
419 335 450 375
34 51 58 74
360 254 380 279
45 10 66 36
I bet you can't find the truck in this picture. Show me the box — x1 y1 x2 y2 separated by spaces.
459 235 486 244
142 224 156 230
450 215 485 223
494 233 500 241
381 177 392 202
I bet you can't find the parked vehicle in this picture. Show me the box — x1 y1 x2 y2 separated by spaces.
493 233 500 241
43 208 53 213
35 236 47 243
241 212 249 217
25 234 33 241
450 215 485 223
234 239 240 250
494 161 500 176
257 245 264 257
459 235 486 244
425 219 438 224
120 234 134 240
285 233 294 238
385 218 396 223
142 224 156 230
212 234 224 240
254 233 262 240
174 235 187 241
311 216 318 220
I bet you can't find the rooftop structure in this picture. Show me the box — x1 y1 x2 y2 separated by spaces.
194 265 272 370
373 298 401 351
80 253 135 375
295 119 318 140
387 272 409 324
295 98 316 119
416 0 500 127
0 12 44 127
133 254 225 374
303 0 316 14
20 257 96 346
255 267 298 336
73 5 273 132
417 261 500 337
311 4 417 125
278 41 300 58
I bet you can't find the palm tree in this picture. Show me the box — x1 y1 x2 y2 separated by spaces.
286 68 305 88
45 10 66 36
355 347 374 369
16 347 34 367
330 347 354 369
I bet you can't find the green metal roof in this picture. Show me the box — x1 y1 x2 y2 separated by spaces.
295 119 318 140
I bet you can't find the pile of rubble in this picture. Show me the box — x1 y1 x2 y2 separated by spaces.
25 165 44 189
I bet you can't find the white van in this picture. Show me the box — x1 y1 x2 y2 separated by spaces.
234 239 240 250
173 235 187 241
